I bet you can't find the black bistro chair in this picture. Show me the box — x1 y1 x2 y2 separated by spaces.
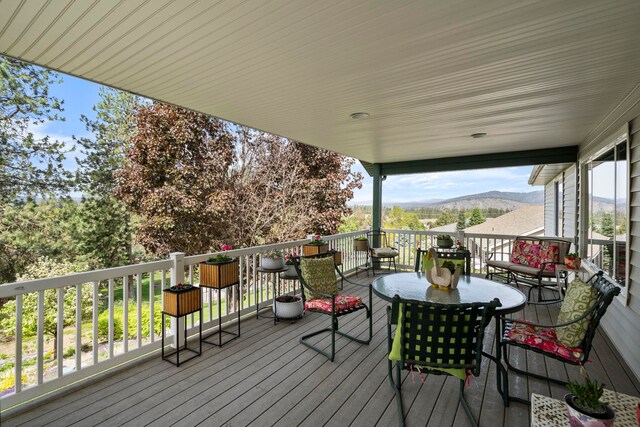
292 253 372 362
387 296 501 426
497 271 620 404
367 230 399 275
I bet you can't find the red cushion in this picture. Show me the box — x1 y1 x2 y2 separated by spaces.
504 320 584 363
540 244 559 272
511 241 542 268
305 295 363 313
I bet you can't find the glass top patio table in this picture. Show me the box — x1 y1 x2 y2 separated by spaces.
372 272 526 314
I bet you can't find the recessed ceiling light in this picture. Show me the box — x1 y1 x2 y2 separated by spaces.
470 132 487 138
350 112 369 120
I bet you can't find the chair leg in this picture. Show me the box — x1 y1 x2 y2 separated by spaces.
300 307 372 362
388 360 404 427
459 379 478 427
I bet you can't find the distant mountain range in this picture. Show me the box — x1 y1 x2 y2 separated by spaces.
351 190 545 211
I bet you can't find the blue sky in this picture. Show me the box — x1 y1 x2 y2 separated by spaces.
42 71 537 203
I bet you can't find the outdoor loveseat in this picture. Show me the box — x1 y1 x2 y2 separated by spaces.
485 236 572 302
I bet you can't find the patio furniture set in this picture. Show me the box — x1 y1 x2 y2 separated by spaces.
161 232 622 426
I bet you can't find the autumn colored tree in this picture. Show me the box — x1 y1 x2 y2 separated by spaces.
294 143 362 235
114 103 235 255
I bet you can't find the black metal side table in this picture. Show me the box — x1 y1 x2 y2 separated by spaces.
161 286 202 366
256 266 287 324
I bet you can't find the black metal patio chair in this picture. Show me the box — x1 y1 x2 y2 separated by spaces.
387 296 501 426
496 271 620 404
367 230 398 275
292 253 372 362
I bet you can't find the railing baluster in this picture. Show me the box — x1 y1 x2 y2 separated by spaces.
108 278 114 359
37 290 44 385
136 273 142 348
92 281 98 365
149 270 155 342
57 287 64 378
15 294 23 393
76 283 82 372
123 276 128 353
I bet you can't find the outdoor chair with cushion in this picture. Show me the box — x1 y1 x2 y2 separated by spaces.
292 254 372 362
496 271 620 404
367 230 399 275
486 236 572 302
387 296 501 426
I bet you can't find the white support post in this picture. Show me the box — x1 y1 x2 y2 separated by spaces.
170 252 185 348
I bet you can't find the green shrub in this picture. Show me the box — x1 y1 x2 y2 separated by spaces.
63 346 75 358
97 304 167 342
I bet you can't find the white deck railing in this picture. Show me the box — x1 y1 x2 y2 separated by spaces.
0 230 368 410
2 228 611 411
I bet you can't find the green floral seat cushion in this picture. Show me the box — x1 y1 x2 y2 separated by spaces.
300 256 338 300
556 277 598 347
389 304 467 380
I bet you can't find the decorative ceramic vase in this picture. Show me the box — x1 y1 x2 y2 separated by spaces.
260 255 284 270
273 295 304 318
564 394 615 427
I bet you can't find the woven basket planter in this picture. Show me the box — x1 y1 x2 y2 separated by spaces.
163 286 201 316
199 259 240 288
353 239 368 252
302 243 329 256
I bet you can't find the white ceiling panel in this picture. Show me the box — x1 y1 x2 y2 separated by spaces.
2 0 639 164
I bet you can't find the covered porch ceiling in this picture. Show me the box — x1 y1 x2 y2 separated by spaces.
2 0 640 167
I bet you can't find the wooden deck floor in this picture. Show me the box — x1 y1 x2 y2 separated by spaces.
3 274 639 427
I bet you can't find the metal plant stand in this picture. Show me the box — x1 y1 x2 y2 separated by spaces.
161 286 202 367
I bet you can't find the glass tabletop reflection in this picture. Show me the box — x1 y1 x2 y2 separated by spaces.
372 272 526 314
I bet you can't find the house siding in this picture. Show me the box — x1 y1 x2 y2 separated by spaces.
563 165 577 238
544 181 556 236
599 113 640 382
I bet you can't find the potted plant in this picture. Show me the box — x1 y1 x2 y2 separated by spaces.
303 234 329 255
260 249 285 270
565 375 615 427
273 294 304 319
353 236 368 252
283 253 299 277
163 283 201 316
455 239 466 251
200 244 239 288
436 234 454 248
565 252 582 270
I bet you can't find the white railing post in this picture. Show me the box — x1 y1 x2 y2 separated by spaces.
170 252 185 348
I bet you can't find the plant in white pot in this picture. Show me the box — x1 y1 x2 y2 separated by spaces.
283 253 299 277
260 249 284 270
436 234 454 248
273 294 304 319
565 375 615 427
565 252 582 270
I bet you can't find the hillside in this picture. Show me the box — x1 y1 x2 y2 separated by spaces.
360 190 545 211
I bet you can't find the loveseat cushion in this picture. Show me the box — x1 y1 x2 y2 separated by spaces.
556 277 598 347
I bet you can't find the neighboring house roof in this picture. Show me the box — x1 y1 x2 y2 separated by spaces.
430 223 458 233
464 205 544 236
